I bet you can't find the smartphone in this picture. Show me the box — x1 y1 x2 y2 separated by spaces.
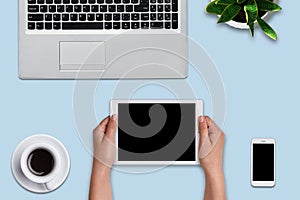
251 138 276 187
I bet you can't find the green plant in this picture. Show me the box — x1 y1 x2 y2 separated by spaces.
206 0 282 40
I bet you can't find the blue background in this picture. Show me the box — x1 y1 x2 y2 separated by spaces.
0 0 298 199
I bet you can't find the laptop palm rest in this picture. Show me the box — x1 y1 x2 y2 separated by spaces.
59 42 106 71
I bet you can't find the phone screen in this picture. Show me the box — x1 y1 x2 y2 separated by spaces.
253 143 274 181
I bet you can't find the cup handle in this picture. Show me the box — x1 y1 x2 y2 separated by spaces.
44 179 56 191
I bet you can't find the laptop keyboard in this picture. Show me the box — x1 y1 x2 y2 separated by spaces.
27 0 179 31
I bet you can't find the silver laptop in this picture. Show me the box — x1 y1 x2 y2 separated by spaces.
19 0 188 79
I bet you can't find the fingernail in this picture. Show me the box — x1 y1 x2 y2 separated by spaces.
199 116 204 123
111 115 118 121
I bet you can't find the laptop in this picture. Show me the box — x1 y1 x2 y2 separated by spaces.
110 100 203 165
19 0 188 79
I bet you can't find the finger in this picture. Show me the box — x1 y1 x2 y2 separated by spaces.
205 116 213 128
94 116 110 133
105 115 118 143
198 116 209 147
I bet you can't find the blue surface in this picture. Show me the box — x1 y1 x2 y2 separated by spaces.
0 0 299 199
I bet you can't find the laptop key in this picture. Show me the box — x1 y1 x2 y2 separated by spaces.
96 13 103 21
122 22 130 29
172 0 178 12
49 5 56 12
62 14 69 21
165 4 170 12
165 21 171 29
53 22 61 29
157 13 163 20
28 0 37 4
122 13 130 21
113 22 120 29
83 5 90 12
105 14 112 21
45 14 52 21
28 14 44 21
109 5 116 12
28 6 39 13
105 22 112 29
117 5 124 12
53 14 61 21
66 5 73 12
141 22 149 29
131 13 139 20
57 5 64 12
36 22 44 30
150 5 155 12
79 14 86 21
62 22 103 29
126 5 133 12
74 5 82 12
28 22 35 30
172 13 178 29
70 14 78 21
131 22 139 29
165 13 170 20
88 13 95 21
40 5 48 12
113 13 120 21
45 22 52 29
150 22 163 29
91 5 99 12
157 4 163 12
141 13 149 21
100 5 107 12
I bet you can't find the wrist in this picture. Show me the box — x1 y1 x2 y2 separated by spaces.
204 167 224 179
92 158 111 176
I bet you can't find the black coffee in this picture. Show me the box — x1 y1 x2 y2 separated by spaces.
27 149 55 176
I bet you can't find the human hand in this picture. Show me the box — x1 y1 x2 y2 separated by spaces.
198 116 225 175
93 115 118 170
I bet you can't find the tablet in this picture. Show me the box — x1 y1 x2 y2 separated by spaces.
110 100 203 165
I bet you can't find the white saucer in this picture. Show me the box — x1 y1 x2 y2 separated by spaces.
11 134 70 193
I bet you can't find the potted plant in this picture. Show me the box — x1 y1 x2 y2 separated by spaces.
206 0 282 40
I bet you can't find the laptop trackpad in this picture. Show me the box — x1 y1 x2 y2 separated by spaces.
60 42 106 70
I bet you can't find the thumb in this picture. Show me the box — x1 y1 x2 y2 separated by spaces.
198 116 209 147
105 115 118 143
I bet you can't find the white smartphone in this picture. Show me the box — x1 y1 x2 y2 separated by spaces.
251 138 276 187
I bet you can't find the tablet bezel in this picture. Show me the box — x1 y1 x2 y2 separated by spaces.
110 99 203 165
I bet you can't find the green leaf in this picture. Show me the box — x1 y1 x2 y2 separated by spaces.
218 4 242 23
206 1 227 15
216 0 237 5
248 22 255 37
256 0 282 12
257 17 278 40
237 0 246 4
244 0 258 25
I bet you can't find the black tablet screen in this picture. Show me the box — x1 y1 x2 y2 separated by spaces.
118 103 196 162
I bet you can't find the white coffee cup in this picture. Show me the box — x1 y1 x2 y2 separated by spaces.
20 143 61 190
